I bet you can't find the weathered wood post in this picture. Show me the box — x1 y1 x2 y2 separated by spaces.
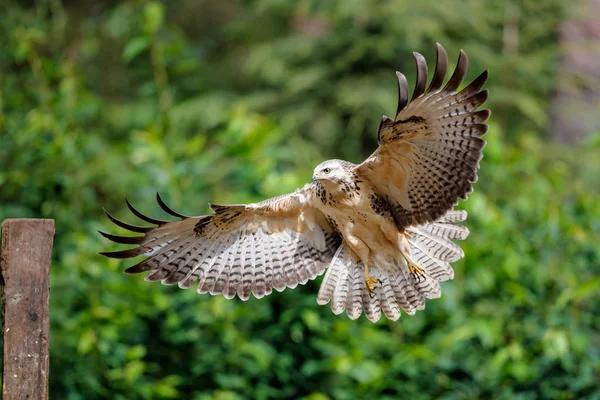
1 219 54 400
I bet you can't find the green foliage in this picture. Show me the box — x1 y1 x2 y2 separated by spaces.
1 0 599 399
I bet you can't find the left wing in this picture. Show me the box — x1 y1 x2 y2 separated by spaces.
99 188 341 300
355 44 490 229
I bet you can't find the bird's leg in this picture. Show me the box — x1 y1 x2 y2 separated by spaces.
400 251 425 282
343 234 379 297
364 263 379 298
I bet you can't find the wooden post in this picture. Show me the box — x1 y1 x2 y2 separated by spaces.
1 219 54 400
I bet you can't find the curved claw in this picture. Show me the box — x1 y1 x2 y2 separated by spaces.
103 208 154 233
156 193 188 219
125 197 170 225
365 274 380 298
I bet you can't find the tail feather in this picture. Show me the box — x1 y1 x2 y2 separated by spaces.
331 250 352 315
410 246 454 281
362 271 382 323
316 209 468 322
438 210 468 223
413 270 442 299
346 266 364 320
316 246 345 305
418 222 469 240
407 229 464 262
395 268 427 312
380 277 401 321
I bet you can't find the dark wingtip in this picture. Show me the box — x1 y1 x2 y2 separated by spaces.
98 230 145 245
103 208 154 233
125 197 169 225
479 109 491 122
469 69 489 90
443 49 468 93
459 69 489 99
480 69 489 81
395 71 409 118
427 43 448 93
411 52 428 101
124 262 153 274
99 248 144 259
156 193 188 219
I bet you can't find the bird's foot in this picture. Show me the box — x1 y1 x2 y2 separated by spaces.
364 265 380 298
408 261 425 282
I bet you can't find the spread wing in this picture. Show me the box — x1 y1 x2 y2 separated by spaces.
99 188 341 300
355 43 490 229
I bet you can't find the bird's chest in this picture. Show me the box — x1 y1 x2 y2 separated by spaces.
314 178 363 209
316 180 395 238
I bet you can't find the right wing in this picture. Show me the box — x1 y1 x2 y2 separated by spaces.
99 187 341 300
355 44 489 229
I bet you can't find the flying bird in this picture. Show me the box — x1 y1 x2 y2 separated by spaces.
100 43 489 322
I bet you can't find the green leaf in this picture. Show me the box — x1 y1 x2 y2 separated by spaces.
123 36 150 62
144 2 164 34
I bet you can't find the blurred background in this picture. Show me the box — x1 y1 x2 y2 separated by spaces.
1 0 599 399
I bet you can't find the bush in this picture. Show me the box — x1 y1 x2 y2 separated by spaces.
1 1 598 399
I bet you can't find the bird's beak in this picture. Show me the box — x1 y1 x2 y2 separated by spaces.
312 175 317 183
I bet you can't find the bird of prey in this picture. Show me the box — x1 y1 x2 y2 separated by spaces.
100 43 489 322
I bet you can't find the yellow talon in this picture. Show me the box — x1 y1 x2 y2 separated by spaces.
408 262 425 282
364 264 380 297
401 252 425 282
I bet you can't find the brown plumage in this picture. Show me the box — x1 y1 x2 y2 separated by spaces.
101 44 489 322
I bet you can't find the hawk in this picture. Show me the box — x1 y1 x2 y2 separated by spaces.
100 44 489 322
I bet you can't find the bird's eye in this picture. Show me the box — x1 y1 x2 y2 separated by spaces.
323 168 331 174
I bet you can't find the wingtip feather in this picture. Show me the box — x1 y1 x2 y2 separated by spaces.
98 230 145 245
156 193 189 219
395 71 409 118
103 208 153 233
99 248 144 259
125 197 169 225
411 51 428 101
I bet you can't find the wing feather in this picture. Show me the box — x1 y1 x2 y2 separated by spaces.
100 186 342 300
356 43 490 229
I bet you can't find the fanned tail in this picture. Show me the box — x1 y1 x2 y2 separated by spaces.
316 245 422 323
405 209 468 282
316 209 468 323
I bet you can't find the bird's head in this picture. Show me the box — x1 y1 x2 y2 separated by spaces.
312 159 352 187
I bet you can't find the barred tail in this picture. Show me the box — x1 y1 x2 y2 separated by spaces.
316 209 469 323
405 209 469 282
